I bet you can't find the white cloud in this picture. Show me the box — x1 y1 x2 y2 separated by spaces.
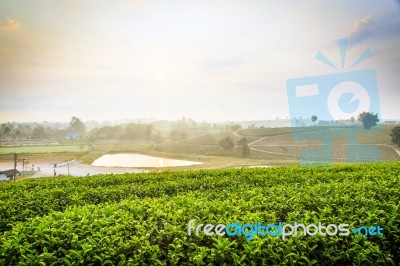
346 15 376 46
351 15 374 34
0 17 22 31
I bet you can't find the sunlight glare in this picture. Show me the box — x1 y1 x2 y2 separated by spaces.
156 71 167 82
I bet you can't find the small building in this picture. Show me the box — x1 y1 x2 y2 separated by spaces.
65 132 80 139
0 169 20 181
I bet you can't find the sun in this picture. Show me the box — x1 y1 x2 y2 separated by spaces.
156 71 167 82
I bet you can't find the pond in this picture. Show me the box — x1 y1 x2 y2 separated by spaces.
91 153 202 168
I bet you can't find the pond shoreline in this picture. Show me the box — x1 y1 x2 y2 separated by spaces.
92 153 202 168
0 161 148 179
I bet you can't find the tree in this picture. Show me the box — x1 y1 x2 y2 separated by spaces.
146 124 153 140
219 137 234 151
3 126 10 136
311 115 318 126
357 112 379 129
69 117 86 137
33 125 46 139
169 129 188 141
229 124 242 131
390 126 400 147
15 129 21 139
237 137 250 157
350 116 355 126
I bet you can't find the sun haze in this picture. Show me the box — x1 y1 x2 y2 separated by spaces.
0 0 399 122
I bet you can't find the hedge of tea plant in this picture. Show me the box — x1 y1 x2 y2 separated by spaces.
0 162 399 265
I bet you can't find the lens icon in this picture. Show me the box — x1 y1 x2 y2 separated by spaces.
327 81 370 120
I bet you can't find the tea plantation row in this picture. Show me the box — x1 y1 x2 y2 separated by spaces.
0 163 399 265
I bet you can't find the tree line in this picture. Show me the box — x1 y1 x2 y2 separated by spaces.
91 124 153 140
0 123 65 140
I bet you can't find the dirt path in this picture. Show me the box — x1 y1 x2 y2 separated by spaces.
245 128 400 160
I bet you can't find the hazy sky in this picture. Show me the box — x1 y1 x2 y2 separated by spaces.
0 0 399 122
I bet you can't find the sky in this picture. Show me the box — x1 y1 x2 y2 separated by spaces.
0 0 399 123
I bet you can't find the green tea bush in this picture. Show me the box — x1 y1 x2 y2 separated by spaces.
0 163 399 265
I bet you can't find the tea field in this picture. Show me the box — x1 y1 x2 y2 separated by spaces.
0 163 399 265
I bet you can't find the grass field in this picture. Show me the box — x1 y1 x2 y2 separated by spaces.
183 132 239 144
0 162 399 264
239 125 395 144
0 145 89 154
245 127 399 162
238 126 325 137
153 126 399 163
